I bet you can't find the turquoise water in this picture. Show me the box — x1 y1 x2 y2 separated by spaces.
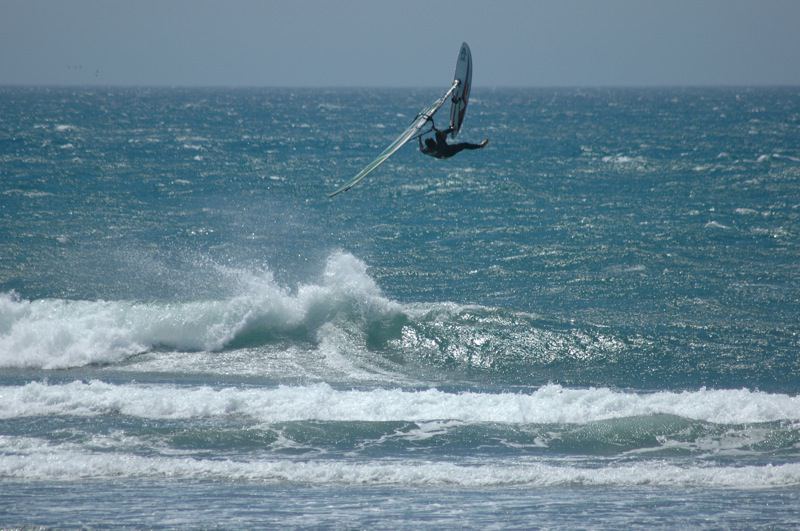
1 86 799 527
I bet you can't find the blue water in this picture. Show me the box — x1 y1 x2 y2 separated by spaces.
1 86 799 528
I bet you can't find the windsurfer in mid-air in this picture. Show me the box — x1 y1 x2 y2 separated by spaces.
418 122 488 159
328 42 483 197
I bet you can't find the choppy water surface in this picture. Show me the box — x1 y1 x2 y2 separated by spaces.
1 86 799 527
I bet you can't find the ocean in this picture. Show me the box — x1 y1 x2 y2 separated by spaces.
1 86 799 528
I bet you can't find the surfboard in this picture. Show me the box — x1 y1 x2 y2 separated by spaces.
449 42 472 137
327 80 458 198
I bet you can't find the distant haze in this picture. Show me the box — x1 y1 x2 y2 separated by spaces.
1 0 799 87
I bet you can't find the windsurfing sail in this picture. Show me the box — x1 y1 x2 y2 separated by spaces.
327 80 458 198
449 42 472 137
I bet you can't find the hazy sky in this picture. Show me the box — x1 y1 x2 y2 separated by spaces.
2 0 799 87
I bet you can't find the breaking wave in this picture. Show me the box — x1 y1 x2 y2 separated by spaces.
0 252 629 379
0 252 401 369
4 380 799 425
3 436 799 487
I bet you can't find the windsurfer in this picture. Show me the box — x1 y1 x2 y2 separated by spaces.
419 124 488 159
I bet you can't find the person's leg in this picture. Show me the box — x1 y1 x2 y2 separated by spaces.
458 139 489 150
441 140 488 158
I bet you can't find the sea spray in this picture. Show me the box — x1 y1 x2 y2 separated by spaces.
0 252 402 369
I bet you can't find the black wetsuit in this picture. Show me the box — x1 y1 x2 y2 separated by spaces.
419 127 487 159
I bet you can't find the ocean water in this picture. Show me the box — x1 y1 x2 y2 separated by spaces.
1 86 799 528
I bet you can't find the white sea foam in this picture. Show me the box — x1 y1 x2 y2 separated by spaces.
601 154 646 165
0 252 400 369
2 380 799 425
2 436 798 487
2 189 53 198
704 221 730 230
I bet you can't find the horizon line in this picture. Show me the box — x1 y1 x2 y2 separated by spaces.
2 82 800 90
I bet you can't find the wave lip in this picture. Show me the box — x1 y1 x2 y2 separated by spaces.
0 252 401 369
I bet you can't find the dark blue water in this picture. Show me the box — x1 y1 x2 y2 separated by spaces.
1 86 799 528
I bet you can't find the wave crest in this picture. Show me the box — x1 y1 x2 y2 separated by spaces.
0 251 642 382
0 252 400 369
4 441 799 487
5 380 800 425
